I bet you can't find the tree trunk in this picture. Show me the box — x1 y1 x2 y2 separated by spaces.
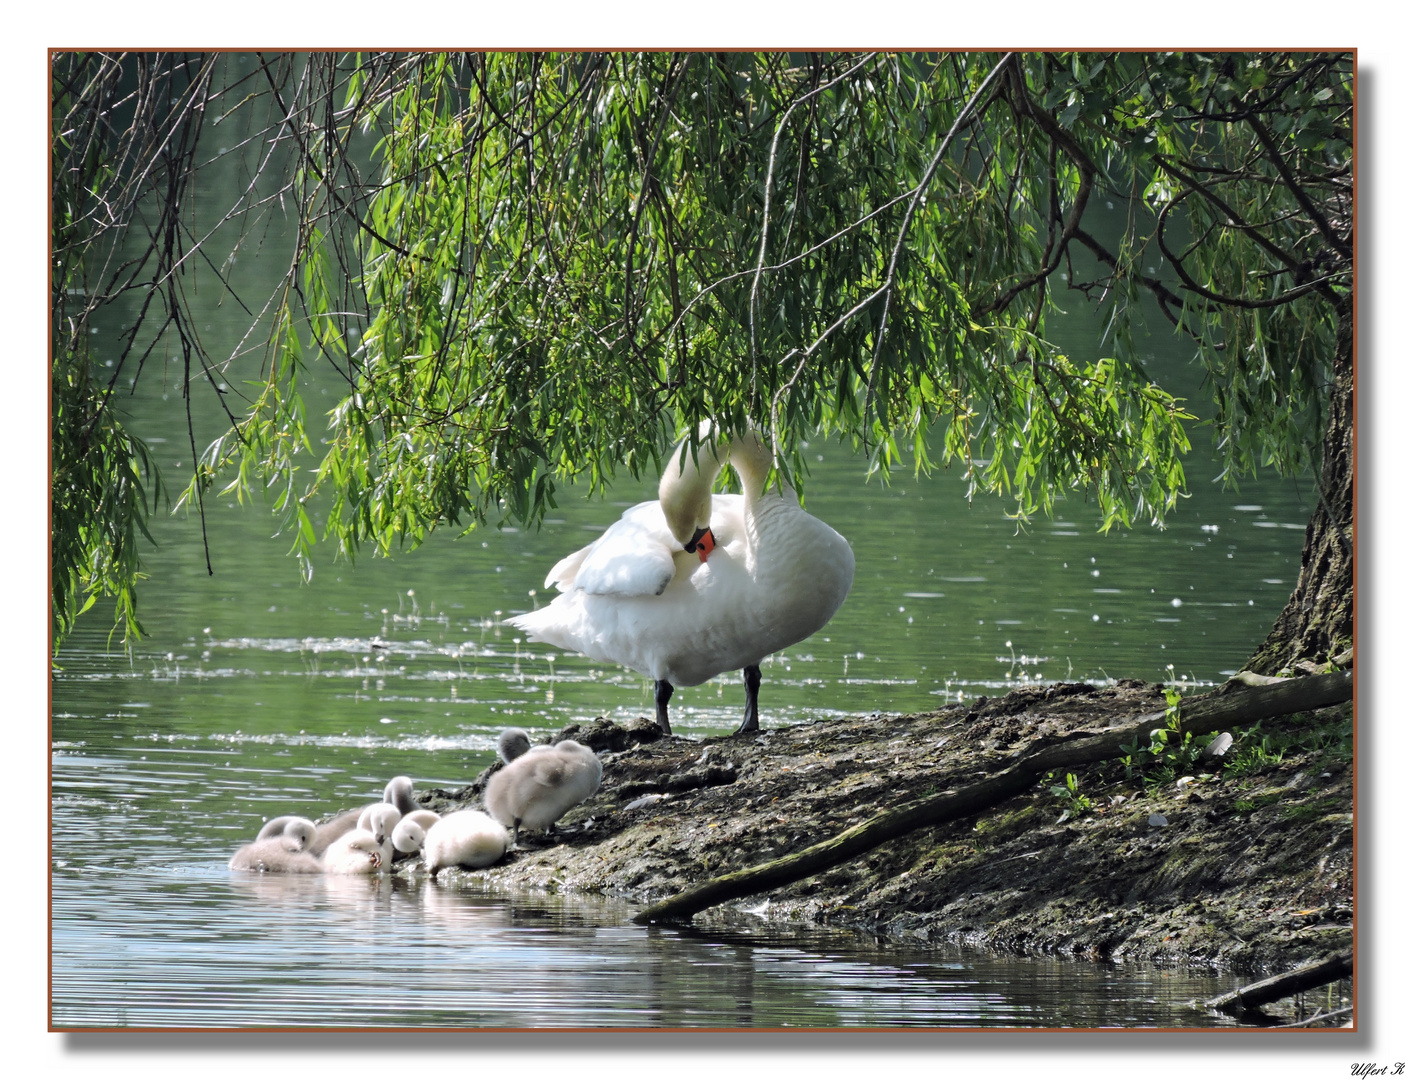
1245 311 1354 675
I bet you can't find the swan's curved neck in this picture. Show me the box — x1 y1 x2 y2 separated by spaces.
722 430 775 498
659 425 775 544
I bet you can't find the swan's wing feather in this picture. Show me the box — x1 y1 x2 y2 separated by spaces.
572 501 680 597
543 541 596 591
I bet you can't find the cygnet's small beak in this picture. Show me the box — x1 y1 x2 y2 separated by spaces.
684 526 717 563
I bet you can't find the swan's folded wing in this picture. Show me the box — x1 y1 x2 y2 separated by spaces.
543 542 596 592
572 501 680 597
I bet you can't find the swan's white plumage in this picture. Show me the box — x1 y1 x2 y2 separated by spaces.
507 426 854 690
557 502 682 597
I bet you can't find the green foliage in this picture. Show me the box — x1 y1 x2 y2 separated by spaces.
1223 709 1352 778
1046 771 1094 817
51 349 163 648
1117 684 1224 790
51 52 185 649
50 50 1353 649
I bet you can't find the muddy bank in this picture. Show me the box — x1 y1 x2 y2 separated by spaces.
408 679 1353 976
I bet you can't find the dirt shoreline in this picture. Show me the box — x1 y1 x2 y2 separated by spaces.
405 679 1353 980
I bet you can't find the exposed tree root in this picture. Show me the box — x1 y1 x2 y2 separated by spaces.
1206 950 1353 1019
635 669 1352 924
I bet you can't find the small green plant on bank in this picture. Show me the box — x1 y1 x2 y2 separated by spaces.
1117 686 1223 791
1223 722 1285 776
1223 708 1353 779
1047 771 1094 817
1235 792 1284 815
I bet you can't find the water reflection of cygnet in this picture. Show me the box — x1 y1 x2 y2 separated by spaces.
418 887 520 932
226 867 329 906
319 869 396 917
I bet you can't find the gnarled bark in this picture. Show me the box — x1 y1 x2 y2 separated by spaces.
1245 311 1354 675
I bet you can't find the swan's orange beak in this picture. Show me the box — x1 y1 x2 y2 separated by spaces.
684 526 717 563
695 527 716 563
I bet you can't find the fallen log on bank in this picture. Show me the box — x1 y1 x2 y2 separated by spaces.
1206 950 1353 1019
634 668 1352 924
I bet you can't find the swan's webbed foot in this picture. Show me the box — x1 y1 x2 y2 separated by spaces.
654 679 674 735
734 664 762 734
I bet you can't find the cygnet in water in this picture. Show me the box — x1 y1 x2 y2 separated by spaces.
296 809 361 857
230 817 322 873
257 779 418 858
421 810 509 874
485 737 602 843
322 829 387 875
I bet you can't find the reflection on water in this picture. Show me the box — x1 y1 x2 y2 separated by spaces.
54 856 1256 1029
53 730 1341 1030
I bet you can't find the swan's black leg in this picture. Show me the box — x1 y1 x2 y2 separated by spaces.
654 679 674 735
736 664 762 734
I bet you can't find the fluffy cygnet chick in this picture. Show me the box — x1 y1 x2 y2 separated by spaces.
305 809 363 858
390 819 427 860
421 810 509 874
356 802 403 865
230 817 322 873
497 727 533 764
484 738 602 844
391 810 441 862
383 776 420 816
322 829 386 874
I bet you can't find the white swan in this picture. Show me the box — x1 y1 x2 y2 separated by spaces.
484 738 602 843
230 817 321 873
506 424 855 733
421 810 510 874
